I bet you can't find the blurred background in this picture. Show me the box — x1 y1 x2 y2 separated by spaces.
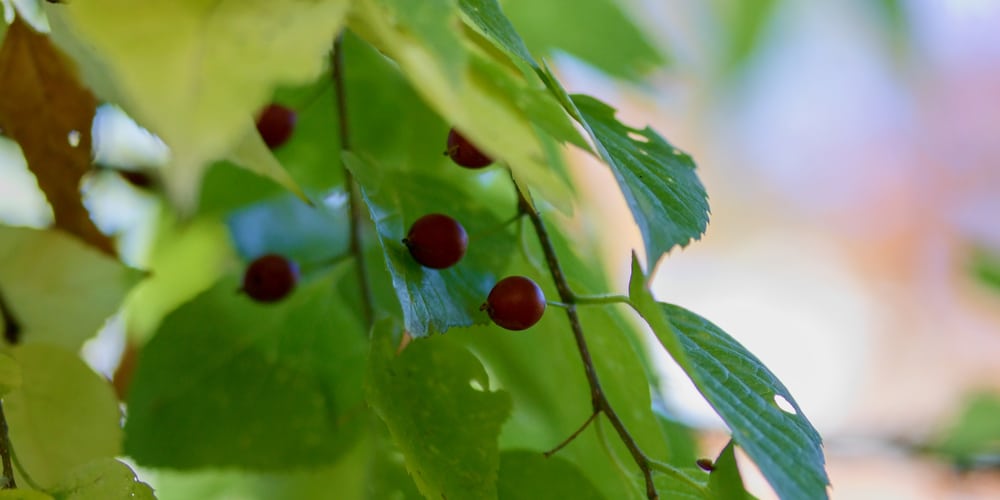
545 0 1000 498
3 0 1000 498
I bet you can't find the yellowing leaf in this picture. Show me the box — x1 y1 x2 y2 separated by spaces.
4 344 123 489
0 18 112 255
46 0 350 212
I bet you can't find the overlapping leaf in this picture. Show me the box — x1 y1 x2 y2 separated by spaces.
501 0 665 80
348 0 578 212
497 451 605 500
4 344 122 489
345 152 515 336
0 18 111 254
708 441 751 499
0 225 140 349
51 458 156 500
628 257 829 500
46 0 350 211
124 264 368 469
367 321 511 499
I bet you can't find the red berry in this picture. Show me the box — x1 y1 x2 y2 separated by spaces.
256 104 297 149
242 254 299 302
404 214 468 269
446 128 492 168
483 276 546 331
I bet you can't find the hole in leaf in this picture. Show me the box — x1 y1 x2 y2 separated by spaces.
773 394 797 414
468 379 485 392
627 130 649 144
67 130 81 147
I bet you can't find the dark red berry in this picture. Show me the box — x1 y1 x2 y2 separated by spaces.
256 104 297 149
242 254 299 302
446 128 492 168
403 214 468 269
483 276 546 331
696 458 715 472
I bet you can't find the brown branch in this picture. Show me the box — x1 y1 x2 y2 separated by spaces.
331 33 375 327
0 402 15 489
516 187 658 499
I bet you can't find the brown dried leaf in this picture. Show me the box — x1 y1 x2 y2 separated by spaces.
0 18 113 255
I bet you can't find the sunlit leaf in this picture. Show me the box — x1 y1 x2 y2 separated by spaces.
367 321 512 499
0 225 140 350
0 490 52 500
628 256 829 500
0 18 111 254
46 0 350 211
346 152 515 336
0 351 20 396
51 458 156 500
4 344 122 489
124 263 368 469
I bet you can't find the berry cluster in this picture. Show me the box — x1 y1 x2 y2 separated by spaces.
241 125 545 331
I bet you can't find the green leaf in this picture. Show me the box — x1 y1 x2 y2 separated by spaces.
708 0 780 75
345 152 516 336
0 225 141 350
0 490 52 500
497 450 606 500
969 246 1000 292
0 351 21 395
47 0 350 211
708 441 750 499
366 321 512 499
627 256 829 500
51 458 155 500
569 95 709 265
933 392 1000 467
458 0 537 68
349 0 576 212
4 344 122 489
226 193 350 267
124 263 368 469
501 0 665 80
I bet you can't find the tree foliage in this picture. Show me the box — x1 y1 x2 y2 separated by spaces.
0 1 829 499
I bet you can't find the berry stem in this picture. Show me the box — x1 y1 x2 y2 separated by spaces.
514 184 658 499
543 409 599 458
0 402 14 489
331 33 375 328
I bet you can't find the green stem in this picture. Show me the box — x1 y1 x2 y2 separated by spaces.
331 33 375 328
516 183 658 499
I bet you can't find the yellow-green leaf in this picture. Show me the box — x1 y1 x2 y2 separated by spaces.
46 0 350 212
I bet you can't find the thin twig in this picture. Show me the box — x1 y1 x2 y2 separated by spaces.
0 287 21 345
331 34 375 327
516 185 658 499
544 410 600 458
0 402 15 489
